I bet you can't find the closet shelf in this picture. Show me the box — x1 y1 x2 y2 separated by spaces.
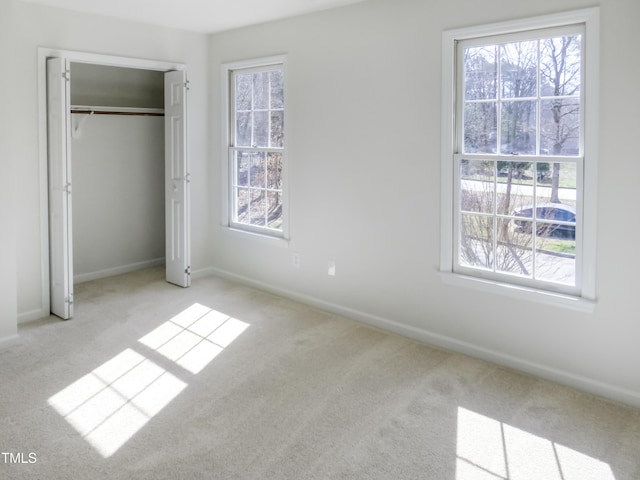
70 105 165 116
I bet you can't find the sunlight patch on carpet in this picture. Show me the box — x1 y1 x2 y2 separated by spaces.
48 303 249 458
456 407 616 480
48 349 186 458
139 303 249 374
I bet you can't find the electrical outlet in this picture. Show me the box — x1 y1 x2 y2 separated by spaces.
292 253 301 269
328 260 336 276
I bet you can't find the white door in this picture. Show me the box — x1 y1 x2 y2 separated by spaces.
47 57 73 319
164 70 191 287
47 63 191 318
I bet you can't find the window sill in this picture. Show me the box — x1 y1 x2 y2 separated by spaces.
439 271 596 313
220 225 290 248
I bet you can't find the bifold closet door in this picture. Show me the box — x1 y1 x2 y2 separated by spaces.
164 70 191 288
47 57 74 319
47 63 191 320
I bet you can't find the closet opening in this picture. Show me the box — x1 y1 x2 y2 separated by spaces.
70 63 166 285
70 62 165 284
43 51 190 320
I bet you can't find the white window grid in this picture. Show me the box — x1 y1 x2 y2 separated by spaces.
453 153 584 296
227 62 286 237
440 8 599 303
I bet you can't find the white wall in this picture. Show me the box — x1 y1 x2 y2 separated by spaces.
209 0 640 406
13 1 210 322
8 0 640 407
0 0 18 341
70 63 165 109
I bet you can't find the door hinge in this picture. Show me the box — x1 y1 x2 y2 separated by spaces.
66 294 74 305
185 80 190 91
185 266 191 276
185 173 191 184
64 182 72 194
62 70 70 82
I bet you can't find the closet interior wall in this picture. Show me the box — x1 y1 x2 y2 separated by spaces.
70 63 166 284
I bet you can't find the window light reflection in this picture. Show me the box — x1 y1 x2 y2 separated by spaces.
139 303 249 375
48 303 249 458
48 349 186 458
456 407 616 480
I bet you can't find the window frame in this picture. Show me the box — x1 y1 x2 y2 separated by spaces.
440 9 599 310
221 55 289 241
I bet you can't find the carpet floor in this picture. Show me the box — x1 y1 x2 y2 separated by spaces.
1 267 638 479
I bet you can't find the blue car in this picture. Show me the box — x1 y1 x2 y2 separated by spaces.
513 203 576 239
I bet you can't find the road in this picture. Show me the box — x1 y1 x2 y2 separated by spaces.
461 179 576 203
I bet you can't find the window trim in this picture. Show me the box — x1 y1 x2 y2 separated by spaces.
440 8 599 307
221 55 289 241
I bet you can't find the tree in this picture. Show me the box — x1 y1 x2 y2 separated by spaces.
540 35 581 203
459 36 579 278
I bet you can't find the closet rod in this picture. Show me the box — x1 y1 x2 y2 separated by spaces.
70 106 164 117
71 110 164 117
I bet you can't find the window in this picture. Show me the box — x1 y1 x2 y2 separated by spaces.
441 10 599 305
223 56 287 238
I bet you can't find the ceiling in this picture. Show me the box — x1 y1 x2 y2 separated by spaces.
20 0 369 34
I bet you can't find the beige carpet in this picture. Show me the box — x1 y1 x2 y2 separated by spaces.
1 267 638 479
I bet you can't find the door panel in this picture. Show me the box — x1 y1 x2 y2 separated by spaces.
47 63 190 318
164 70 191 287
47 57 73 319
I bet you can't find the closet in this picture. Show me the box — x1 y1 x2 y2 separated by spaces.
46 56 190 320
70 62 165 283
70 63 166 284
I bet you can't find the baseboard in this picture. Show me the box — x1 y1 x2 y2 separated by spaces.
207 267 640 409
74 257 165 284
191 266 216 281
18 308 50 324
0 333 20 350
